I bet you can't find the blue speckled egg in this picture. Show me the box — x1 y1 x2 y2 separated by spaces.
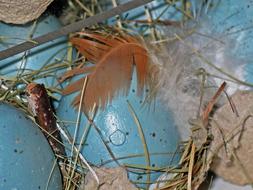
0 102 62 190
57 70 180 188
107 1 184 34
190 0 253 83
117 1 183 21
0 14 69 106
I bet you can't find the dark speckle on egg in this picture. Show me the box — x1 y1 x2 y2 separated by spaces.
15 138 21 144
13 148 24 154
56 69 180 189
137 175 143 180
0 15 65 189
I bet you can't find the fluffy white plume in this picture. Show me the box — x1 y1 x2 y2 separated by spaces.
149 20 250 140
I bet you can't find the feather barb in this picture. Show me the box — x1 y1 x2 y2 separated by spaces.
61 31 150 113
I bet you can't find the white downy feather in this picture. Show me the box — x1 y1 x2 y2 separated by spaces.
149 19 250 140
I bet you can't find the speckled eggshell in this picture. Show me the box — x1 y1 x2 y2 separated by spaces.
0 14 69 106
0 102 62 190
107 1 183 33
190 0 253 84
57 70 180 187
117 1 183 20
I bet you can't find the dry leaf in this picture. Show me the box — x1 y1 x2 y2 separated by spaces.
61 32 149 113
209 91 253 185
80 167 138 190
0 0 53 24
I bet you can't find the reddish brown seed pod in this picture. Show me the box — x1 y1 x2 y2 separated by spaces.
26 83 65 157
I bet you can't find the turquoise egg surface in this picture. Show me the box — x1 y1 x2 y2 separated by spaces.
190 0 253 83
0 103 62 190
57 71 180 187
0 14 68 85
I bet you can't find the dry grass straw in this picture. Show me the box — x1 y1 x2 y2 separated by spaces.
2 1 251 190
157 138 212 190
0 1 209 190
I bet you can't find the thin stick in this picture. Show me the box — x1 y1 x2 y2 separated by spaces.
70 77 88 158
202 82 226 126
46 159 58 190
66 105 97 190
111 0 123 28
0 0 154 61
56 122 99 184
75 0 94 16
187 143 196 190
127 100 151 188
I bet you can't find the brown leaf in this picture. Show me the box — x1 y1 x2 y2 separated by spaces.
62 32 149 113
80 167 137 190
209 91 253 185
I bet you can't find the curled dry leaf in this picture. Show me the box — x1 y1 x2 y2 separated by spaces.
0 0 53 24
209 91 253 185
80 167 138 190
61 31 149 113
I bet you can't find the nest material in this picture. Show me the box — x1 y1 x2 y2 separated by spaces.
80 167 138 190
2 1 253 190
209 91 253 185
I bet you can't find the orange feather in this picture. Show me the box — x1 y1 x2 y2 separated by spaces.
61 32 149 113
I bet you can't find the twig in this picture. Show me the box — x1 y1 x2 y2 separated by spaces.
0 0 154 61
187 141 195 190
127 100 151 188
111 0 123 28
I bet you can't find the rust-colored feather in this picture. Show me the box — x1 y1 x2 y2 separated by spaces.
62 32 149 113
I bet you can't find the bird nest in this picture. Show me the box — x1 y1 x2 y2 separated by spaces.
1 1 253 190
